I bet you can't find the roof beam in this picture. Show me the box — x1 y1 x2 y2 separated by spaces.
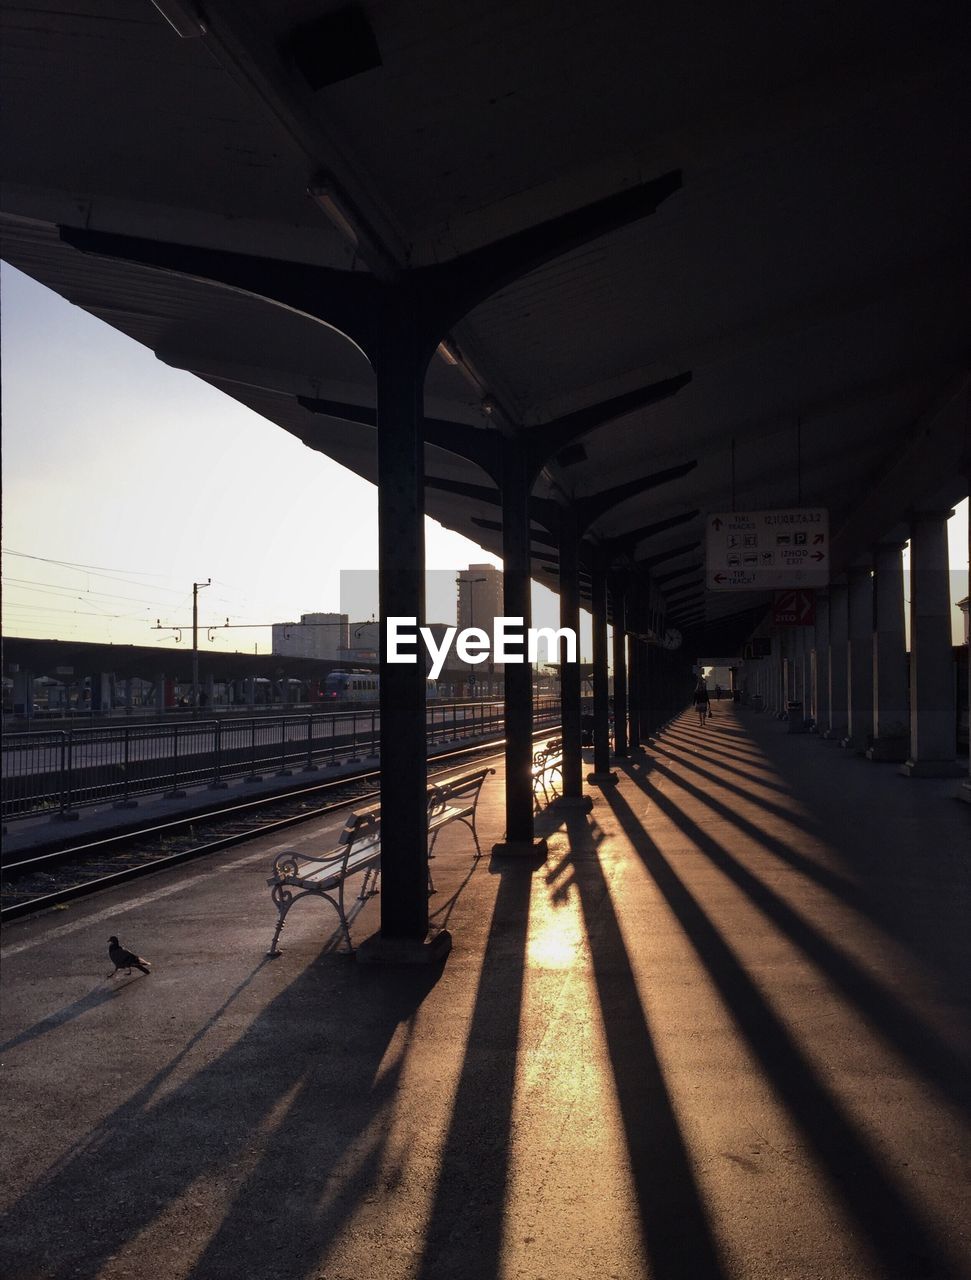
525 372 691 475
470 517 558 549
577 461 697 532
638 541 703 569
655 562 704 585
418 170 683 330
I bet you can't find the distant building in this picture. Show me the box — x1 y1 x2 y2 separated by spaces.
272 612 348 661
457 564 504 682
457 565 503 634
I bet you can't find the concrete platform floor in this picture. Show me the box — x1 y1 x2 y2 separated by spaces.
1 705 969 1280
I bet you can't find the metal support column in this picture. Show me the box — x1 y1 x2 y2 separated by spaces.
962 478 967 798
824 582 849 739
845 566 874 752
588 560 617 783
611 578 629 758
900 510 962 777
358 321 451 962
552 505 590 809
638 639 654 741
813 593 831 733
628 634 641 750
492 438 548 855
867 544 909 761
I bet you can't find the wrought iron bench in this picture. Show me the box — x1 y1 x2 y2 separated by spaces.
532 737 562 806
267 764 495 954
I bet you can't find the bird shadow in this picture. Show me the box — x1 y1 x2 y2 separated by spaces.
0 983 126 1055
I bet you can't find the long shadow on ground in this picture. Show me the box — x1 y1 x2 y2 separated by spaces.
600 779 967 1280
0 952 442 1280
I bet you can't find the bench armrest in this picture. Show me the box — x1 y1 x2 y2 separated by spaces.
267 846 346 885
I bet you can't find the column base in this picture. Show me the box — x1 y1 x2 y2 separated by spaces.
492 837 548 858
356 929 452 966
865 737 910 763
839 736 867 753
898 759 966 778
549 794 593 812
587 771 618 785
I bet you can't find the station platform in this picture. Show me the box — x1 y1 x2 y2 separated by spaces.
1 706 968 1280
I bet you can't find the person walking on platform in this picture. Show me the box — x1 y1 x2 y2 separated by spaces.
693 678 711 727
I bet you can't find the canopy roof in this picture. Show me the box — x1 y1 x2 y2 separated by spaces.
2 0 968 636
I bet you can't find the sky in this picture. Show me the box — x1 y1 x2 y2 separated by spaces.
2 262 967 656
0 264 582 656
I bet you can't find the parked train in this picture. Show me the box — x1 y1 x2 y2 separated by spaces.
322 670 440 703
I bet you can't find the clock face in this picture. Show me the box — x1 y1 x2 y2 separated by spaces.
663 627 683 650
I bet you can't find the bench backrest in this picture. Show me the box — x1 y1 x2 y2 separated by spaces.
533 738 561 765
339 805 381 847
427 765 495 819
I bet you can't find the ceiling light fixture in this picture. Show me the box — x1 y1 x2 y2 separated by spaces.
149 0 207 38
437 338 461 366
480 395 498 416
308 174 360 247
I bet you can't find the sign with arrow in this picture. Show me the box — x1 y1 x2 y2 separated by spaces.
706 508 829 590
772 589 816 626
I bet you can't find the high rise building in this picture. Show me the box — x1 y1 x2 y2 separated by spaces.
456 565 503 634
457 565 504 681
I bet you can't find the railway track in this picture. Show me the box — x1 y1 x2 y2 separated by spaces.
0 734 538 921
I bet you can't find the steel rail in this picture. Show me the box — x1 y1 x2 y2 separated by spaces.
1 728 559 921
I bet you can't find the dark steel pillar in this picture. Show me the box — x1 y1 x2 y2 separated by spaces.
651 648 666 731
587 560 617 784
628 635 641 750
358 319 450 962
554 505 589 807
493 438 548 855
638 641 653 740
611 577 628 758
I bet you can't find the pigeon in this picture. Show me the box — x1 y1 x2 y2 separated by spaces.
107 936 151 977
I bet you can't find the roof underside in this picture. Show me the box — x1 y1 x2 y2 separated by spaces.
2 0 969 639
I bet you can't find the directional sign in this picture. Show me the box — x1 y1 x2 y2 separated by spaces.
772 589 816 626
706 508 829 590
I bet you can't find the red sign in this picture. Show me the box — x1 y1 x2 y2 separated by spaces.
773 589 815 626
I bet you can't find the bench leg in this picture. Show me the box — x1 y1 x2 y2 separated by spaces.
336 880 355 953
359 866 380 900
470 810 485 858
268 885 294 956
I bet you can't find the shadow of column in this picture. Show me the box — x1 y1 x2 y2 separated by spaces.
551 810 728 1279
0 954 442 1280
415 859 533 1279
599 781 965 1280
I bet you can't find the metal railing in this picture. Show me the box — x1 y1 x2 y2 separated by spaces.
1 697 561 822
